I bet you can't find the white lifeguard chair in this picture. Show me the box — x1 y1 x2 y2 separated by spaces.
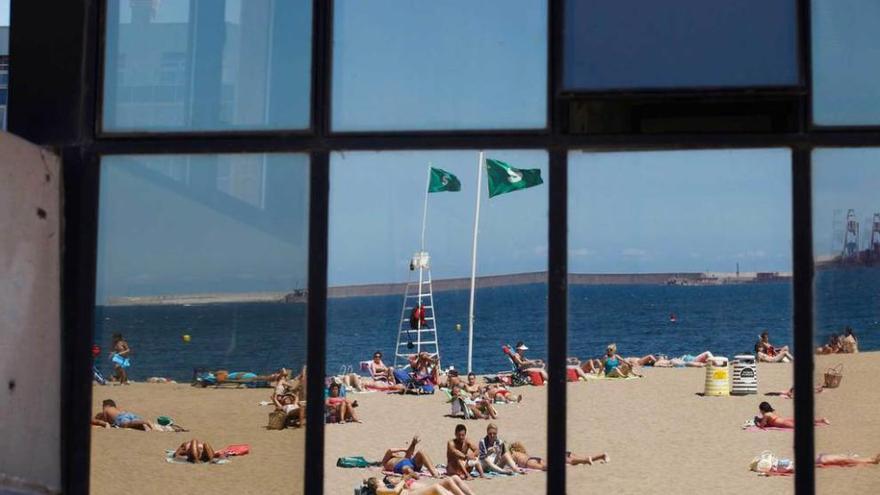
394 251 441 367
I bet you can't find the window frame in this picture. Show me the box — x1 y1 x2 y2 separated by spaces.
10 0 880 493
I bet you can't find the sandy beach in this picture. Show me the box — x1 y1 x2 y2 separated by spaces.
91 352 880 494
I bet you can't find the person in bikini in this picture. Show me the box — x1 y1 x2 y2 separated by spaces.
446 424 485 480
173 439 223 463
93 399 153 431
326 381 360 423
381 435 441 478
369 351 393 381
273 385 305 428
360 474 475 495
652 351 715 368
756 401 830 429
508 441 608 470
841 327 859 353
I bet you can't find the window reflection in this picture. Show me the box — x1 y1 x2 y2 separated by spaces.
812 148 880 493
326 150 548 493
103 0 312 132
567 149 795 491
91 153 309 494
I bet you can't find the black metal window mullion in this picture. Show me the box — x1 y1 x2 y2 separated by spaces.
791 147 815 495
546 149 568 495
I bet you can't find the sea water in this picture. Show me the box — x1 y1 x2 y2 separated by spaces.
94 267 880 381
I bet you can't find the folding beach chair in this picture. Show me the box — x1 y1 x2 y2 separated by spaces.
501 345 532 387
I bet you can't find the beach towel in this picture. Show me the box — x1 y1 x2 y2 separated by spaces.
337 456 375 468
216 444 250 457
582 374 640 381
165 449 229 464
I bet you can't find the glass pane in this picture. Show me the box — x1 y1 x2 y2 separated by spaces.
812 0 880 125
92 153 309 494
564 0 799 91
103 0 312 132
326 150 548 492
567 149 795 491
332 0 547 131
812 148 880 492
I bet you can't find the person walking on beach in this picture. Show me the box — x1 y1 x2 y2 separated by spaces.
446 424 485 479
478 424 523 474
381 435 441 478
109 333 131 384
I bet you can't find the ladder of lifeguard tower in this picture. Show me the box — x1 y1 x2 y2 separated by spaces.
394 251 441 368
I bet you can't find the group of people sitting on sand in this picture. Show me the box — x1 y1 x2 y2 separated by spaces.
816 326 859 355
365 425 607 494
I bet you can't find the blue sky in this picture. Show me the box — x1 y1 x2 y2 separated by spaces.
568 149 792 274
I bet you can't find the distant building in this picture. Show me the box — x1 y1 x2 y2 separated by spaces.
1 26 8 130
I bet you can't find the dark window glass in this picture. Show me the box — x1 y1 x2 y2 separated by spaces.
563 0 799 91
332 0 547 131
812 0 880 125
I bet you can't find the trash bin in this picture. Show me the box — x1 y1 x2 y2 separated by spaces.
704 356 730 396
731 354 758 395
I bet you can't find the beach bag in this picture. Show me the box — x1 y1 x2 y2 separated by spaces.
337 456 371 468
823 364 843 389
267 410 287 430
750 451 776 473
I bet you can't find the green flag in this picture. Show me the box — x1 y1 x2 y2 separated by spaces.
428 167 461 193
485 158 543 198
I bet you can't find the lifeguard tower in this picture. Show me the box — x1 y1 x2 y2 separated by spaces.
394 251 441 367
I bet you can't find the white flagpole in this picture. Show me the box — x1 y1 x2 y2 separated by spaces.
467 151 484 373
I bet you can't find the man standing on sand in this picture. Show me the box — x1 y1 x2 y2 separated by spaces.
479 423 523 474
446 424 485 479
93 399 153 431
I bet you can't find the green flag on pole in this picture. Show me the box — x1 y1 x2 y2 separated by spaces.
485 158 543 198
428 167 461 192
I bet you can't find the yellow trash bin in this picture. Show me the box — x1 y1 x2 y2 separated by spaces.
704 356 730 396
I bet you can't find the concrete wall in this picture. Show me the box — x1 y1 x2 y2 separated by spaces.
0 132 61 494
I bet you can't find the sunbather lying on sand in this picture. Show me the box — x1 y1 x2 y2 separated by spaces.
381 435 441 478
753 452 880 474
173 439 223 463
766 385 824 398
361 474 476 495
651 351 714 368
93 399 153 431
756 401 830 428
508 441 608 470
